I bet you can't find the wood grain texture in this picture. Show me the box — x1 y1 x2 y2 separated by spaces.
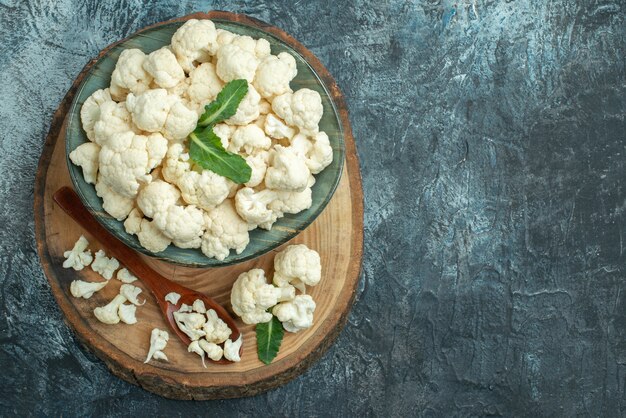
33 11 363 400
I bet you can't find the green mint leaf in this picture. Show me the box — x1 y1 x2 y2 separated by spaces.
256 316 284 365
197 79 248 128
188 128 252 184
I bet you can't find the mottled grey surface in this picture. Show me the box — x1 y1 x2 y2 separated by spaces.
1 0 624 416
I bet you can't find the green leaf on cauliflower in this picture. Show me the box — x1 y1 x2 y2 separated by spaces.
197 79 248 128
256 315 284 365
188 128 252 184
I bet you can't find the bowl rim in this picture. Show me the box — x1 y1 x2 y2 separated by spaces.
65 17 346 268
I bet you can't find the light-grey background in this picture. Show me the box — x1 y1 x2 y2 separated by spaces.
1 0 624 416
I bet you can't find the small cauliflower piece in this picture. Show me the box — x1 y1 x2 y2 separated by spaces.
192 299 207 314
264 113 296 140
234 187 278 228
188 340 206 367
306 131 334 174
216 44 258 83
161 143 191 184
125 208 173 253
120 284 145 306
176 170 232 211
118 303 137 325
230 269 295 324
69 279 108 299
145 328 169 363
229 124 271 155
179 303 193 313
93 294 126 325
95 177 134 221
223 335 243 362
70 142 100 185
269 185 313 218
265 145 311 192
143 47 186 89
154 204 205 247
164 292 181 305
225 83 261 126
126 89 171 132
187 62 224 110
93 101 135 145
273 295 316 333
254 52 297 99
273 244 322 291
272 88 323 135
198 340 224 362
213 123 234 148
244 151 269 188
63 235 93 271
116 268 138 283
91 249 119 280
80 89 112 141
136 180 180 219
203 309 232 344
201 200 249 261
109 49 153 101
231 35 271 59
173 311 207 341
171 19 218 72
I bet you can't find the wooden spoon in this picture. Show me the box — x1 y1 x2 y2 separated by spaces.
53 186 241 364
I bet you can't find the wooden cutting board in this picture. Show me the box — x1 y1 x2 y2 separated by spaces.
33 11 363 400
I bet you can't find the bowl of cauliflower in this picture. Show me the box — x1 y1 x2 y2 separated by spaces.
65 17 345 267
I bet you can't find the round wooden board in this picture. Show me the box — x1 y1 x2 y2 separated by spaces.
33 12 363 400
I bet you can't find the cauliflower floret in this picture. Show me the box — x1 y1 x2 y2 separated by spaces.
265 145 310 192
69 142 101 185
213 123 234 148
244 151 269 188
223 335 243 362
229 124 271 155
126 89 172 133
192 299 206 313
145 328 169 363
177 170 232 210
173 311 207 341
216 44 258 83
234 187 278 228
118 303 137 324
70 279 108 299
230 269 295 324
198 340 224 361
203 309 232 344
254 52 297 99
273 244 322 291
154 204 205 246
225 83 261 126
171 19 218 72
91 249 120 280
161 143 191 183
93 101 135 145
94 294 126 325
120 284 145 306
188 340 207 367
164 292 181 305
272 295 316 333
63 235 93 270
201 200 249 261
187 62 224 111
264 113 296 140
270 186 313 217
116 268 137 283
124 208 172 253
143 47 185 89
163 100 198 142
109 49 153 101
137 180 180 218
306 131 333 174
272 89 323 135
95 177 134 221
81 89 112 141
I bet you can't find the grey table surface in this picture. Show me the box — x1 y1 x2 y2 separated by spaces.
1 0 625 416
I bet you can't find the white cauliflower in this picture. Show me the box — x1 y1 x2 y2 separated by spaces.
163 100 198 141
203 309 232 344
306 131 333 174
223 335 243 362
264 113 295 140
109 49 152 101
80 89 112 141
192 299 206 313
69 279 107 299
164 292 181 305
264 145 311 192
93 294 126 325
145 328 169 363
229 125 271 157
201 200 249 261
225 83 261 126
254 52 297 99
176 169 232 211
230 269 295 324
213 123 234 148
272 88 323 134
173 311 207 341
272 295 316 333
125 89 171 132
120 284 145 306
234 187 278 229
188 340 207 367
198 340 223 362
63 235 93 270
69 142 100 185
244 151 269 188
116 268 137 283
95 177 134 221
91 249 120 280
273 244 322 291
118 303 137 325
93 101 135 145
124 208 172 253
161 143 191 184
154 204 205 248
216 44 258 82
143 47 185 89
136 180 180 218
187 62 223 111
171 19 218 72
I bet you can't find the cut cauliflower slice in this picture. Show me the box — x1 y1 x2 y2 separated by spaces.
264 145 311 192
95 176 134 221
201 199 249 261
272 88 323 135
229 124 271 155
80 88 112 141
187 62 224 112
118 303 137 324
126 89 172 133
272 295 316 333
203 309 232 344
69 142 101 185
70 279 108 299
63 235 93 270
109 49 153 101
253 52 297 99
225 83 261 126
143 47 186 89
230 269 295 324
120 283 145 306
94 294 127 325
216 44 258 83
223 335 243 362
145 328 169 363
116 268 138 283
273 244 322 291
171 19 218 72
91 249 120 280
